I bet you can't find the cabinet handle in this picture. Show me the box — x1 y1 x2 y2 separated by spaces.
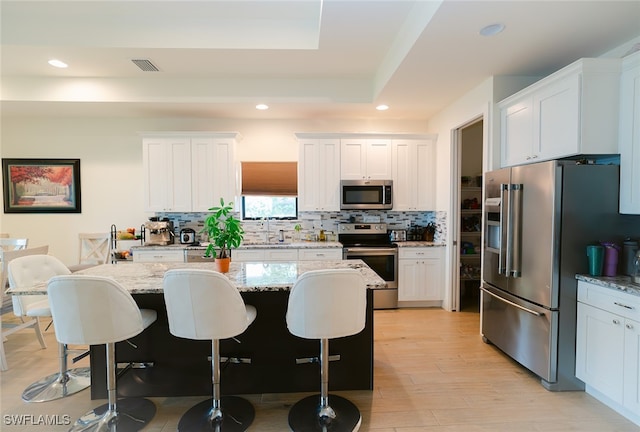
613 319 621 325
614 302 634 310
626 323 634 330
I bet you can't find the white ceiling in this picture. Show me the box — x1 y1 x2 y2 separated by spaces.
2 0 639 120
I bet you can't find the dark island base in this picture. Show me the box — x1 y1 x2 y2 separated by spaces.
90 290 374 399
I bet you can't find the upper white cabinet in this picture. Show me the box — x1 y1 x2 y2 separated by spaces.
142 133 239 213
392 138 436 211
619 51 640 214
341 139 392 180
499 58 621 167
142 136 192 212
297 138 341 211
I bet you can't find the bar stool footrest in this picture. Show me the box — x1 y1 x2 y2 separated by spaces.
288 394 361 432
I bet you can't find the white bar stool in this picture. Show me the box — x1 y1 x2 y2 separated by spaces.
47 275 157 432
8 254 92 402
163 269 257 432
286 269 367 432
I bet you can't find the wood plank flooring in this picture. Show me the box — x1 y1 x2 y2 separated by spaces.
1 308 638 431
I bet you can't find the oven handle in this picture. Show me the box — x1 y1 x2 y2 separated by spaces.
343 247 397 255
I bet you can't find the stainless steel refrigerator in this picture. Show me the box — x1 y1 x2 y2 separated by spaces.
481 160 640 391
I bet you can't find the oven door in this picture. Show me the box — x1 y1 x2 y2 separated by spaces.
343 247 398 309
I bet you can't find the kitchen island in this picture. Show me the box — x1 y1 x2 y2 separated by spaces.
8 260 385 399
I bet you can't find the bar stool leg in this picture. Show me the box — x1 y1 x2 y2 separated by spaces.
177 339 255 432
22 342 91 403
70 343 156 432
288 339 362 432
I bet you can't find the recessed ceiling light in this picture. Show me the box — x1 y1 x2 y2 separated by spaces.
48 59 68 68
479 23 505 37
256 104 269 110
376 104 389 111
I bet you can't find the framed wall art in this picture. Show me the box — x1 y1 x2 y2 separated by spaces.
2 158 81 213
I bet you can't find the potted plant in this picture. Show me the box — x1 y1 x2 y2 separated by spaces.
200 198 244 273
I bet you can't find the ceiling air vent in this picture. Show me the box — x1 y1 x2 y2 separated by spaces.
131 59 160 72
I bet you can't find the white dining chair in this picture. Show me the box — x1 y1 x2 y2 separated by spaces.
0 238 29 252
68 232 111 272
0 245 49 371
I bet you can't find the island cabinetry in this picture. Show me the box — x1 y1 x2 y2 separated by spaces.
142 136 192 212
398 247 444 304
133 249 185 263
619 51 640 214
340 138 391 180
297 138 340 211
392 139 436 211
232 248 298 262
142 132 239 212
576 281 640 424
500 58 621 167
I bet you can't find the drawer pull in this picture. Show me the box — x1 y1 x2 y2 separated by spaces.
626 323 634 330
614 302 634 310
613 319 621 325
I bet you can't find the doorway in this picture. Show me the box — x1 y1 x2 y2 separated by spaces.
456 119 483 312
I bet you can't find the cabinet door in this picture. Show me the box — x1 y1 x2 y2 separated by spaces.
142 137 191 212
264 249 298 261
298 248 342 261
392 140 435 211
232 249 264 262
365 139 392 179
398 248 443 301
619 52 640 214
341 139 367 179
501 98 533 167
576 302 625 404
133 249 185 263
191 137 236 212
398 258 422 301
298 139 340 211
533 74 581 161
415 140 435 210
624 318 640 413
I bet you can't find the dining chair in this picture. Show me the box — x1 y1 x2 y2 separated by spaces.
68 232 111 272
0 245 49 371
0 238 28 252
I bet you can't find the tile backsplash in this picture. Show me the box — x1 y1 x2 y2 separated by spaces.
156 210 447 244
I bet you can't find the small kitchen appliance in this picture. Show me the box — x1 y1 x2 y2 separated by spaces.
180 228 197 245
340 180 393 210
144 218 174 246
389 229 406 242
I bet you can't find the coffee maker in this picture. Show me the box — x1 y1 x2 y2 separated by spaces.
144 218 175 246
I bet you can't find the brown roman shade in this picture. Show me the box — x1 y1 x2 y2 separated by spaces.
241 162 298 196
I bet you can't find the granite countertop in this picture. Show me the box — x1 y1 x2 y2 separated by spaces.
7 259 386 296
133 241 343 251
575 274 640 297
395 241 445 248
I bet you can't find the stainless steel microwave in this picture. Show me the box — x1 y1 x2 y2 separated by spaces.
340 180 393 210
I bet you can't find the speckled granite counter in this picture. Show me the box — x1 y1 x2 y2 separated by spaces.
132 241 342 252
575 274 640 297
395 241 445 248
7 259 385 296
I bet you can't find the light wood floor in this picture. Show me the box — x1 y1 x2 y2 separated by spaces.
1 308 638 431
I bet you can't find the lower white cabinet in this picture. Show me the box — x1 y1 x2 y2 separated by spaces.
576 281 640 425
398 247 444 303
298 248 342 261
133 249 185 263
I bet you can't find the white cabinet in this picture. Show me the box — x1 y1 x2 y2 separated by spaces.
619 51 640 214
576 281 640 424
398 247 444 303
191 136 237 212
232 248 298 262
298 248 342 261
392 139 436 210
298 139 340 211
499 58 621 167
341 139 392 180
133 249 185 263
142 137 192 212
142 133 239 212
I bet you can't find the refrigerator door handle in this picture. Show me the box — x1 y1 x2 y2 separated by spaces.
480 287 543 316
510 184 523 277
504 183 513 276
498 184 509 275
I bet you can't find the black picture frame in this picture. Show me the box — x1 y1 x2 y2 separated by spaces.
2 158 81 213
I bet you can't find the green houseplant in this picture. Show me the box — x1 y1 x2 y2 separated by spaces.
200 198 244 272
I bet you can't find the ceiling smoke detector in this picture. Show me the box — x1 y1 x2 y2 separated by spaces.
131 59 160 72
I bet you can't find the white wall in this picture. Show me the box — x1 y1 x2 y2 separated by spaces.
0 116 426 265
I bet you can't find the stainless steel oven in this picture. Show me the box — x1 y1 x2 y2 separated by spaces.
339 223 398 309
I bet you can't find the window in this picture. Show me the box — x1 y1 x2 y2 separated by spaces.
241 161 298 220
242 196 297 219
